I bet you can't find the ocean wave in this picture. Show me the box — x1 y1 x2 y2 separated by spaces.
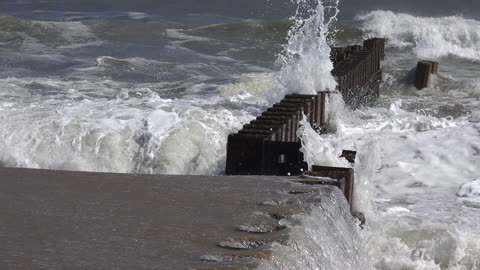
127 12 149 20
0 15 98 52
0 86 254 174
192 20 290 42
357 11 480 60
96 56 165 69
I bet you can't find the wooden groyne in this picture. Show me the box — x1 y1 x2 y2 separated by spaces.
226 38 385 179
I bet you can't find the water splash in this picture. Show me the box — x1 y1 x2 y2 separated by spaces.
297 113 350 169
273 0 339 102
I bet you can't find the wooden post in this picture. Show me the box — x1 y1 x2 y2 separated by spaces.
225 134 269 175
340 150 357 163
262 111 298 142
257 115 294 142
430 61 439 74
415 61 433 90
364 38 385 60
309 166 355 208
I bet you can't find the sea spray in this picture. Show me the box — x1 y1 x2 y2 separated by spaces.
274 0 349 169
297 113 350 169
273 0 339 103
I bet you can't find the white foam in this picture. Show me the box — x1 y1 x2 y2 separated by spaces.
0 77 254 175
57 40 103 49
290 92 480 269
471 111 480 123
95 56 166 72
165 28 213 42
384 206 410 215
258 187 368 270
274 0 338 101
219 72 281 105
0 16 98 52
297 113 350 169
358 11 480 60
457 179 480 198
164 42 237 63
56 20 95 43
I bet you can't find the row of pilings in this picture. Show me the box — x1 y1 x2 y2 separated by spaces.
225 38 385 207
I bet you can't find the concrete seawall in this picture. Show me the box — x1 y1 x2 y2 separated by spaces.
0 167 352 270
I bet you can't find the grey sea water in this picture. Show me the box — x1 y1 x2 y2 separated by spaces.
1 0 480 269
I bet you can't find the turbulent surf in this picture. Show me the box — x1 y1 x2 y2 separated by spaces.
0 0 480 268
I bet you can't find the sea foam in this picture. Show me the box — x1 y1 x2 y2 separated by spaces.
273 0 338 103
358 11 480 60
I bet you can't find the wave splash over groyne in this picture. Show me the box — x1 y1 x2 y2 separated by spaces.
275 0 338 99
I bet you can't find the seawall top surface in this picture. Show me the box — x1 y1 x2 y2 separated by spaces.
0 167 329 269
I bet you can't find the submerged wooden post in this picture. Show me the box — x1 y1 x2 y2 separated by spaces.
340 150 357 164
415 61 433 90
415 60 439 90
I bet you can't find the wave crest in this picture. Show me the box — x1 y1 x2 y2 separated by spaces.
0 15 97 51
357 10 480 60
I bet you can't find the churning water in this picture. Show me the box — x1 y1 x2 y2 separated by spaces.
1 0 480 269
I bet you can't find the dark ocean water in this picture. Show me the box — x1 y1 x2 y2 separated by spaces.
2 0 480 20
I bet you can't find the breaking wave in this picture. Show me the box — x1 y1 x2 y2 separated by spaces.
357 11 480 60
0 15 98 52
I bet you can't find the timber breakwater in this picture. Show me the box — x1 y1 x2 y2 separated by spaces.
226 38 385 206
0 38 385 270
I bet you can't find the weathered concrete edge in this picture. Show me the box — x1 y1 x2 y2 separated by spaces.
0 167 349 270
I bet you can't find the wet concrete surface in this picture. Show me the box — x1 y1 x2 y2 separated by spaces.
0 167 328 270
